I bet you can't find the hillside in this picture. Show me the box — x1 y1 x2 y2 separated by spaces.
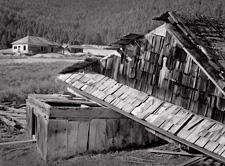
0 0 225 49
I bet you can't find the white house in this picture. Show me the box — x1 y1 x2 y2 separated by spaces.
11 36 60 55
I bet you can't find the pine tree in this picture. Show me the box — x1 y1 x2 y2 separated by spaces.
93 33 103 45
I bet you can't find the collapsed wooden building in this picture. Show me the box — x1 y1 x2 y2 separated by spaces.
27 11 225 163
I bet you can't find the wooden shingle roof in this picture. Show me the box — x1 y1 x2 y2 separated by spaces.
111 33 144 46
56 71 225 164
55 11 225 164
154 11 225 96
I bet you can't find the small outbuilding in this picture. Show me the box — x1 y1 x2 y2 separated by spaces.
11 36 60 55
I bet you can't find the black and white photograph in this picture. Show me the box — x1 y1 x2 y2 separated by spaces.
0 0 225 165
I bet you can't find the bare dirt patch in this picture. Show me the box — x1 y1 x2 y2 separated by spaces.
0 126 191 166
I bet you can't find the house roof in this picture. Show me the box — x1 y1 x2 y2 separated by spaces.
55 12 225 163
153 11 225 96
11 36 60 46
111 33 144 46
56 71 225 164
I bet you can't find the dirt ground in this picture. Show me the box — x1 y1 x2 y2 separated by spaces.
0 121 193 166
0 131 191 166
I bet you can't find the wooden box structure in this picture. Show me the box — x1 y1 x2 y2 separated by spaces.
26 94 160 162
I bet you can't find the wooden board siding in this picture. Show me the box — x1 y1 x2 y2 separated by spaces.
27 95 159 162
91 29 225 124
56 72 225 164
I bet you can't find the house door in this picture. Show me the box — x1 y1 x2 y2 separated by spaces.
18 46 21 53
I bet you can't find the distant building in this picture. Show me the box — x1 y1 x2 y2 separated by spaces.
11 36 60 54
82 45 119 56
60 44 120 56
59 44 84 55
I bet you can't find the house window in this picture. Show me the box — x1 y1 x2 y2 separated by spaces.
24 46 26 50
14 46 17 49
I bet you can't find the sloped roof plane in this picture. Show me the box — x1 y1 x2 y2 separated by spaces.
111 33 144 46
56 71 225 164
11 36 60 46
154 11 225 97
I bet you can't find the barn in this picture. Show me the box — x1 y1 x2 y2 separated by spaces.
27 11 225 164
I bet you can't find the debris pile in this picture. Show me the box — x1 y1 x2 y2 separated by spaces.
0 102 26 131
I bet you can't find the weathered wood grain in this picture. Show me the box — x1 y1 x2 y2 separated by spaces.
77 121 89 153
47 119 67 161
67 121 79 157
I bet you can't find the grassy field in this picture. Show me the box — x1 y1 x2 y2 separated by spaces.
0 62 73 104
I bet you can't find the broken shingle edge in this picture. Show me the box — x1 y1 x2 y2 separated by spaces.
154 11 225 98
55 74 225 164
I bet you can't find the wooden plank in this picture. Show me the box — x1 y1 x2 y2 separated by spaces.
67 73 84 85
168 111 192 134
204 141 219 152
144 102 173 124
98 79 117 91
116 100 128 110
47 119 68 161
67 121 79 157
88 119 98 151
104 95 116 103
96 91 108 100
177 115 204 139
45 99 100 107
185 119 210 143
118 119 133 147
56 78 225 164
77 121 89 153
202 124 224 151
89 119 106 152
105 83 122 95
91 89 102 97
124 95 137 104
0 139 36 147
176 156 206 166
110 98 122 107
65 73 77 83
214 144 225 155
37 114 48 159
147 149 203 157
79 73 97 83
92 74 105 82
135 91 149 101
73 81 85 89
88 77 109 94
131 97 164 119
81 84 93 92
146 105 180 127
50 107 127 120
121 102 136 113
105 119 120 150
113 86 129 97
57 73 72 82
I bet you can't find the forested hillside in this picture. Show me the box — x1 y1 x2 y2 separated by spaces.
0 0 225 49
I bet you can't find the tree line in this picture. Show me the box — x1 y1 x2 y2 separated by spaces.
0 0 225 49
